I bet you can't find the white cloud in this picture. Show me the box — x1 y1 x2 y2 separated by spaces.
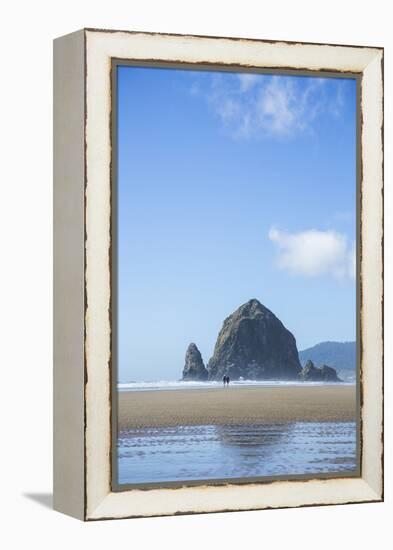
237 73 260 92
215 97 241 124
328 81 345 117
349 244 356 279
268 227 355 280
194 73 344 140
258 77 299 135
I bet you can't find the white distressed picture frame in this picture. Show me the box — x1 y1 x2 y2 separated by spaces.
53 28 383 521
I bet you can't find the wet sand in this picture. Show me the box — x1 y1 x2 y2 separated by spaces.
118 385 356 429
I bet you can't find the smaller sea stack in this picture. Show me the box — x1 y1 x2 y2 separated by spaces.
299 360 341 382
182 343 208 381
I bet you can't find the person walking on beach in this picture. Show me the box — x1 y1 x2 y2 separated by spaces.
222 375 230 387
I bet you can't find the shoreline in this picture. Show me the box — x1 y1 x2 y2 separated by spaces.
118 381 354 392
118 384 356 429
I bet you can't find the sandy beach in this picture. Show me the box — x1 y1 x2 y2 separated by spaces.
118 385 356 429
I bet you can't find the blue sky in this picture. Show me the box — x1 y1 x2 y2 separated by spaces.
117 66 357 382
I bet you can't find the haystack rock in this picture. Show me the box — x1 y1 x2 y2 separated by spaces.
207 299 302 380
299 360 341 382
182 343 208 381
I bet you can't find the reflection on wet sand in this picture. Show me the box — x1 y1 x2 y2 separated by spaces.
118 421 357 485
213 423 292 447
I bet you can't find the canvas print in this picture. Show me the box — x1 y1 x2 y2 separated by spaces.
114 65 359 487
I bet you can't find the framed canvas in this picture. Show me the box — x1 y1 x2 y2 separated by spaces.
53 28 384 521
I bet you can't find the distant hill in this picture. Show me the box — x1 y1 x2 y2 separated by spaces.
299 341 356 381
